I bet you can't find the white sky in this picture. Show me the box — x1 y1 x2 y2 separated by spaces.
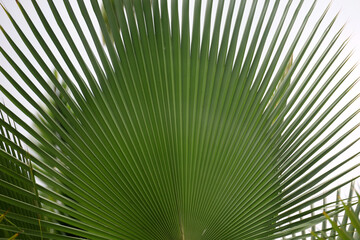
0 0 360 209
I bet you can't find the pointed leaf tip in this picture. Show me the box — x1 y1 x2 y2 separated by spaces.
0 2 5 11
8 232 20 240
0 210 9 223
0 3 10 17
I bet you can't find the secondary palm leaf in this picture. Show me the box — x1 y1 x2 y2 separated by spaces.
0 0 359 239
290 183 360 240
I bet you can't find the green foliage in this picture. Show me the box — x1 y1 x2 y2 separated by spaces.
292 185 360 240
310 198 360 240
0 112 42 239
0 0 360 239
35 70 73 165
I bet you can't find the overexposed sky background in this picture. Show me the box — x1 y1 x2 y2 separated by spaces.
0 0 360 210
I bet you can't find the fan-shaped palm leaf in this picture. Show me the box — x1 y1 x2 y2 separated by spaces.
0 0 359 239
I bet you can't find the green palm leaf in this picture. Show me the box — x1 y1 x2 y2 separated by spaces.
302 184 360 240
0 0 359 239
0 112 42 239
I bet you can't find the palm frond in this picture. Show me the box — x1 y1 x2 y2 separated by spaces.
0 111 42 239
297 183 360 240
0 0 359 239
